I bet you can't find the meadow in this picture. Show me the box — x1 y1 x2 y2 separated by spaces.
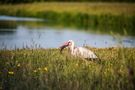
0 47 135 90
0 2 135 35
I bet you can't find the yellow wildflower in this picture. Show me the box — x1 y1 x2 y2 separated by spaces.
44 67 48 72
17 63 20 67
76 63 78 66
8 71 14 75
38 67 41 71
33 70 37 73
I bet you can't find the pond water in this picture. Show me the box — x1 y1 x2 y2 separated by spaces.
0 15 135 49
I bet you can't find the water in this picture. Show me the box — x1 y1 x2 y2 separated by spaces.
0 15 135 49
0 15 44 22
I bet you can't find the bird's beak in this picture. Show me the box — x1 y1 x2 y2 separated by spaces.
59 42 69 54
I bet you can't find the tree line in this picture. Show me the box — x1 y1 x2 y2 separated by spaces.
0 0 135 4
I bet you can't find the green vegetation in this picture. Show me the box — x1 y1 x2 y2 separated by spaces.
0 0 135 4
0 48 135 90
1 3 135 16
0 3 135 35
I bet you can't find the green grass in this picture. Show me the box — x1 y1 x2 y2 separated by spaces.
0 2 135 15
0 47 135 90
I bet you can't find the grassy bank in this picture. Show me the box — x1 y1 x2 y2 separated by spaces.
0 3 135 35
0 48 135 90
1 3 135 15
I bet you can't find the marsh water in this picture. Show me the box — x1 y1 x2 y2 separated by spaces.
0 15 135 49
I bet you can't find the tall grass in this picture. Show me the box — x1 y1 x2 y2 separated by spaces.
0 48 135 90
0 2 135 15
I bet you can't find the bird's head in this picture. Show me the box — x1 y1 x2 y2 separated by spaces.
59 40 74 53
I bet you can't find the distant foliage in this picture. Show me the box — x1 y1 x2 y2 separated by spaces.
0 0 135 4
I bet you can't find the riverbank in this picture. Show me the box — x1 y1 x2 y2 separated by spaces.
0 47 135 89
0 2 135 35
0 2 135 15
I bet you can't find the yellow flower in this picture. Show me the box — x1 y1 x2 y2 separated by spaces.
17 63 20 67
8 71 14 75
33 70 37 73
76 63 78 66
44 67 48 72
38 68 41 71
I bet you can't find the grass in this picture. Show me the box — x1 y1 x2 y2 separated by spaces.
0 47 135 90
0 2 135 15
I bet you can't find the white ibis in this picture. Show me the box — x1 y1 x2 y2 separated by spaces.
60 40 98 60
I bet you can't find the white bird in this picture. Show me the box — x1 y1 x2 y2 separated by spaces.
60 40 98 60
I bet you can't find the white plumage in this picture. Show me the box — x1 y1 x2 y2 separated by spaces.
60 40 98 59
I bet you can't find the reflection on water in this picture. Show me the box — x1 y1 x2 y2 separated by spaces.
0 16 135 49
0 21 17 29
0 15 44 22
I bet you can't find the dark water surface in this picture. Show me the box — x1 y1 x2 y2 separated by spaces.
0 16 135 49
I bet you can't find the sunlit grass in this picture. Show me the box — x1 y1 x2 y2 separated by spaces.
0 2 135 15
0 47 135 90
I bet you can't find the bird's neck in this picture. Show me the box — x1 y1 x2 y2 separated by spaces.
69 44 75 54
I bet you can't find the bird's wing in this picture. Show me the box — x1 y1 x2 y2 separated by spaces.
77 47 98 59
